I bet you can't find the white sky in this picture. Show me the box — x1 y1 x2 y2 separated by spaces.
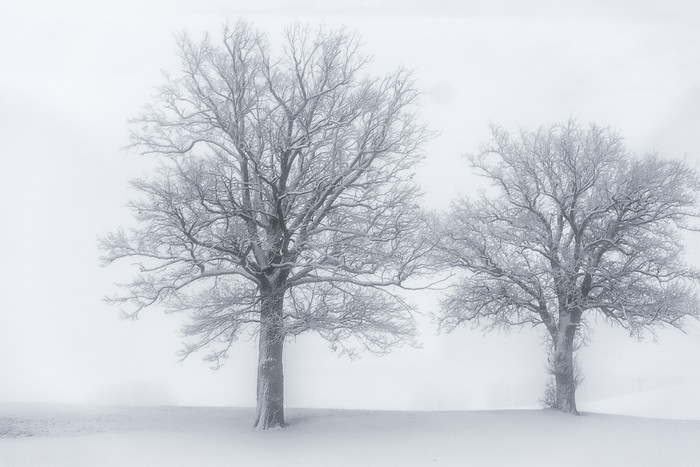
1 0 700 410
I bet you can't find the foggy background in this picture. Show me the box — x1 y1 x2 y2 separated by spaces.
1 0 699 412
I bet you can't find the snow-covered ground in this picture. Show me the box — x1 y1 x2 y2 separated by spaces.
580 383 700 421
1 404 699 467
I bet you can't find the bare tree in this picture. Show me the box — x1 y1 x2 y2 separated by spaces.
100 22 431 429
438 121 700 414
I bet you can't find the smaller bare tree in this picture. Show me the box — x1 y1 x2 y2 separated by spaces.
438 121 700 414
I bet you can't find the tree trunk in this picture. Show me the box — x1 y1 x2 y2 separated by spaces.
551 312 579 415
254 287 286 429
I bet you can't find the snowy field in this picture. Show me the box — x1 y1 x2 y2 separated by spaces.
2 403 699 467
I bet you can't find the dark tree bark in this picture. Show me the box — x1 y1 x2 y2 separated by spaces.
552 316 579 414
254 284 286 429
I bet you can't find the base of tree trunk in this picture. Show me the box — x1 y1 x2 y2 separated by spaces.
553 401 580 416
554 376 579 415
550 322 580 415
255 291 286 430
254 354 285 430
254 404 285 429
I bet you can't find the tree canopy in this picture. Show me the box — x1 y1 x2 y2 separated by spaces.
101 22 431 428
438 121 700 413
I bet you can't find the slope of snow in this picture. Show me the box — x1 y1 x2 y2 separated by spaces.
1 404 699 467
581 383 700 420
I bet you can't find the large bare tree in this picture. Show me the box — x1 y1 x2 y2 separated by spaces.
438 121 700 414
101 22 431 429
